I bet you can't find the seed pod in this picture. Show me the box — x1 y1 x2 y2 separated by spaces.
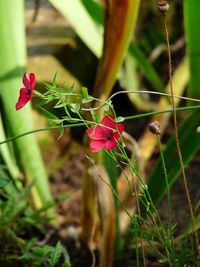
158 1 169 14
148 121 161 135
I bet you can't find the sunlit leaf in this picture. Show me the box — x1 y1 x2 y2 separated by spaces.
49 0 102 57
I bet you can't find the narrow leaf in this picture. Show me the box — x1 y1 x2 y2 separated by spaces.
184 0 200 98
49 0 102 57
49 241 63 267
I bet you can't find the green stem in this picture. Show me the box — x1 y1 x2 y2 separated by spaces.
157 135 178 264
1 104 200 146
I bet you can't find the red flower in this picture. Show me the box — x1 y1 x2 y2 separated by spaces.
16 72 36 110
88 115 124 152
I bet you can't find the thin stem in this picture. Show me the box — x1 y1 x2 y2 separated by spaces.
131 172 147 267
162 12 200 258
125 104 200 120
81 90 200 112
157 135 178 264
109 90 200 103
85 154 133 221
1 104 200 146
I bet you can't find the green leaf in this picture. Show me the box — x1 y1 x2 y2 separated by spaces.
0 189 28 228
103 103 110 112
58 123 65 139
81 86 89 98
128 43 165 93
115 116 125 123
81 0 103 25
70 103 80 113
184 0 200 99
43 82 57 91
38 106 59 120
81 97 93 104
45 95 57 103
0 113 20 188
49 0 102 57
49 241 63 267
34 90 43 98
54 102 66 109
80 87 94 103
52 72 58 86
68 83 75 93
0 177 11 188
56 86 68 94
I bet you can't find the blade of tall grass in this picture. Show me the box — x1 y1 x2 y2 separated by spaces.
184 0 200 98
119 54 155 111
49 0 102 57
51 0 164 98
0 0 55 217
80 0 103 25
128 43 165 93
0 113 21 188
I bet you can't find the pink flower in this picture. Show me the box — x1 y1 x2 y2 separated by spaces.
15 72 36 110
88 115 124 152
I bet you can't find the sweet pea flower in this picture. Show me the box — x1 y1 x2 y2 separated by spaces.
16 72 36 110
88 115 124 152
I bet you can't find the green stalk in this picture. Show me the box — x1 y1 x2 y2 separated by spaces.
0 0 55 218
0 113 21 189
157 135 177 264
184 0 200 98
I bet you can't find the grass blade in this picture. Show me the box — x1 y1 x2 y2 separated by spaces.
49 0 102 57
184 0 200 98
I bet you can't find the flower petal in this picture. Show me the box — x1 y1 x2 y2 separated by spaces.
15 88 32 110
29 73 36 90
88 115 124 152
23 72 30 88
113 122 124 139
88 125 106 140
116 122 124 134
90 140 105 152
101 115 115 129
105 139 117 150
23 72 36 91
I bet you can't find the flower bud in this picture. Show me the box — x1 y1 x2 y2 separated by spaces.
158 1 169 14
196 126 200 135
148 121 161 135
